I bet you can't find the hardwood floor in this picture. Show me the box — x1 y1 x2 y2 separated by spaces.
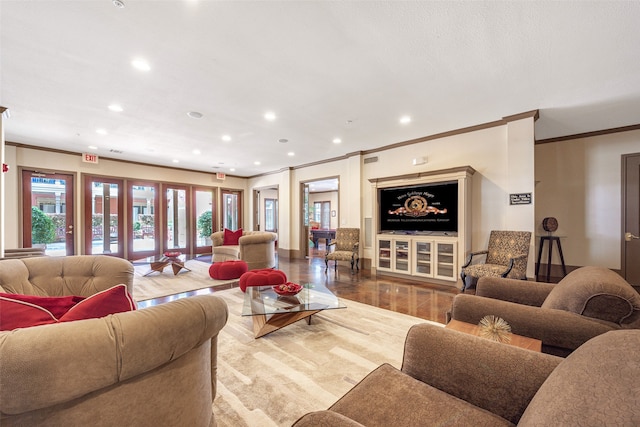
145 248 460 325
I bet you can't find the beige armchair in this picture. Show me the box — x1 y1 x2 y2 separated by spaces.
450 266 640 356
211 230 277 270
0 255 229 427
294 323 639 426
325 228 360 273
460 230 531 292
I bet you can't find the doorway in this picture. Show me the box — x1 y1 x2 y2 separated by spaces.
21 170 75 256
301 178 339 259
622 152 640 286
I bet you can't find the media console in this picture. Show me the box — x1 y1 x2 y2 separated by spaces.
369 166 474 285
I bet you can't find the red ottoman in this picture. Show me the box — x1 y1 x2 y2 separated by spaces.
239 268 287 292
209 260 248 280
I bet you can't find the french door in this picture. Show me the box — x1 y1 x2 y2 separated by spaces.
164 184 190 253
128 181 159 259
193 187 216 255
22 170 75 256
84 176 124 257
221 189 242 231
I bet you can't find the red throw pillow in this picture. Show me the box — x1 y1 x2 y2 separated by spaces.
0 296 60 330
0 293 84 318
59 285 136 322
223 228 243 245
0 285 136 331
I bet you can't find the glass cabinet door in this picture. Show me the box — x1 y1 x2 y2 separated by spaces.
378 239 391 270
394 239 410 272
414 240 432 276
435 242 456 279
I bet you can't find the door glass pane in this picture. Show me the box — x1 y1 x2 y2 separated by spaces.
29 176 67 256
132 185 156 252
265 199 275 232
166 188 187 249
223 193 239 230
321 201 331 229
91 182 119 254
195 190 213 247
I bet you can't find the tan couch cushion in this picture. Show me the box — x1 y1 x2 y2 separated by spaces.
541 266 640 326
329 363 513 427
519 329 640 426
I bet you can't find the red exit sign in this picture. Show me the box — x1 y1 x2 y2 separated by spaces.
82 153 99 164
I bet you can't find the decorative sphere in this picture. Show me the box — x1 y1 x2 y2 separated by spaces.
542 217 558 232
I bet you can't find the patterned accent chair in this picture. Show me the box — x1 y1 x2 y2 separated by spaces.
325 228 360 273
460 230 532 292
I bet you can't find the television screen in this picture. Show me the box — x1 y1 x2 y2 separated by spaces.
378 181 458 234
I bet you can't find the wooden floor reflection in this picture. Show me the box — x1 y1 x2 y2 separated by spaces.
144 250 459 324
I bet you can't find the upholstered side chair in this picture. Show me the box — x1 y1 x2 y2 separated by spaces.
460 230 532 292
325 228 360 273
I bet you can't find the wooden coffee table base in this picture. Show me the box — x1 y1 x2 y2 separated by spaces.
445 319 542 352
251 310 320 338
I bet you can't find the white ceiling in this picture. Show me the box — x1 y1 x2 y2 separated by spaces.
2 1 639 178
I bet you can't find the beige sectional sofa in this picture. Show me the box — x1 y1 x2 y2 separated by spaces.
211 230 277 270
293 323 640 426
0 255 229 427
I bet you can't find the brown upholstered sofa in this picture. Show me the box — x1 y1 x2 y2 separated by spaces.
211 230 277 270
293 323 640 426
0 255 229 427
449 266 640 356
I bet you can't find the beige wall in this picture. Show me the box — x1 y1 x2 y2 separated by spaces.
534 129 640 269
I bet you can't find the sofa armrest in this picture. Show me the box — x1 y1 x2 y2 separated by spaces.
476 277 555 306
293 410 365 427
0 294 228 415
401 323 562 424
450 294 617 351
210 231 224 247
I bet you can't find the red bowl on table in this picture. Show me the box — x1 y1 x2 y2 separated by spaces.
272 282 303 296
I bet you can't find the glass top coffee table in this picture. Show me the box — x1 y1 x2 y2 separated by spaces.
242 283 346 338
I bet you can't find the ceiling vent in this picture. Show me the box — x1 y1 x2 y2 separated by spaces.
364 156 378 164
109 149 123 154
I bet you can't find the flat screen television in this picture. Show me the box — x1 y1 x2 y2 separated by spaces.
378 181 458 234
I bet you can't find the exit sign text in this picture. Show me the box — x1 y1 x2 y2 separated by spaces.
83 153 99 164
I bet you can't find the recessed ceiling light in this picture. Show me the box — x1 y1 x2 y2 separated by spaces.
333 138 342 144
287 152 295 156
172 159 179 163
221 135 231 142
108 104 123 112
254 161 261 165
112 0 125 8
88 145 98 150
264 112 276 121
230 168 236 172
187 111 203 119
131 58 150 72
400 115 412 124
192 149 201 155
278 138 288 143
96 129 107 135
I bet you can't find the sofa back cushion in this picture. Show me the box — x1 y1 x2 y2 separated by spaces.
541 266 640 326
519 329 640 426
0 255 134 296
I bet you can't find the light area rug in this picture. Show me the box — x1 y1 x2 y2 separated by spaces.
132 260 237 301
211 287 444 427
